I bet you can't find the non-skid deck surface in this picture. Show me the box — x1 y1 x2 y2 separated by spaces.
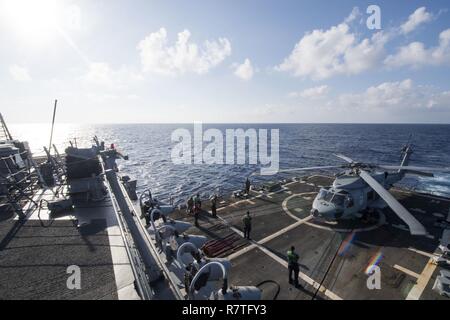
0 180 142 300
171 175 450 300
0 218 118 299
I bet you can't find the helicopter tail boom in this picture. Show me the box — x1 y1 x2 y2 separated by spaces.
398 144 413 177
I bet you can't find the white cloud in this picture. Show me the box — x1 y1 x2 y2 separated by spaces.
336 79 450 111
290 85 329 99
400 7 433 35
338 79 414 109
281 79 450 123
82 62 143 88
84 62 114 86
276 10 387 80
385 28 450 68
137 28 231 76
234 58 254 81
344 6 361 24
9 64 32 82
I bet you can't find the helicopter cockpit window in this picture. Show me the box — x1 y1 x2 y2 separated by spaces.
318 189 334 202
331 194 345 206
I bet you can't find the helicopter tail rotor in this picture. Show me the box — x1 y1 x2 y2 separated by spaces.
376 165 450 173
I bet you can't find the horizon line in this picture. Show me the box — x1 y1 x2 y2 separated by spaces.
8 122 450 125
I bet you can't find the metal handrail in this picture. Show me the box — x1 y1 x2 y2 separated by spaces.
120 182 185 300
98 158 154 300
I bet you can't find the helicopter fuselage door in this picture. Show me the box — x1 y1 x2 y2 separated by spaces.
346 189 365 217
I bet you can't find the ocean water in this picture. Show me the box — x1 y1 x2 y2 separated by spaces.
8 123 450 204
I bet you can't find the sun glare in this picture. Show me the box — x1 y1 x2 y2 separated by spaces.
1 0 62 44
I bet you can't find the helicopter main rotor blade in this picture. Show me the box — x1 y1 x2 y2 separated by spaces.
401 169 434 177
376 165 450 173
250 165 347 176
277 165 346 173
333 153 355 164
359 170 427 236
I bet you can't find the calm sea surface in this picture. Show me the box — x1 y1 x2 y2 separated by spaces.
9 123 450 204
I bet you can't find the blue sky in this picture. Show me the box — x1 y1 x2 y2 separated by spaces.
1 0 450 123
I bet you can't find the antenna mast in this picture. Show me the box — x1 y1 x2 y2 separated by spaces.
48 99 58 152
0 112 13 141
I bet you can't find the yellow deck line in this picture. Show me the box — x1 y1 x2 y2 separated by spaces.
228 192 314 261
227 243 257 260
228 216 312 260
217 191 341 300
255 244 342 300
393 264 420 279
405 258 437 300
407 247 434 258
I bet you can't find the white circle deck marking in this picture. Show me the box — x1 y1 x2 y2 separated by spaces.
281 192 316 221
282 193 386 233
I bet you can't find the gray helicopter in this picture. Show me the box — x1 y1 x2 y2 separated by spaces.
278 144 450 236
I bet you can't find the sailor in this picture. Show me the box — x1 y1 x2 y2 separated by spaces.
184 264 195 291
145 208 166 227
103 143 128 171
245 178 251 195
287 246 300 287
242 211 252 239
141 193 154 224
210 194 218 217
187 196 194 214
144 209 152 227
194 210 199 227
193 193 201 227
194 193 202 209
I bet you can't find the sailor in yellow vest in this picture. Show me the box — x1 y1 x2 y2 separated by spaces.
287 246 300 287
